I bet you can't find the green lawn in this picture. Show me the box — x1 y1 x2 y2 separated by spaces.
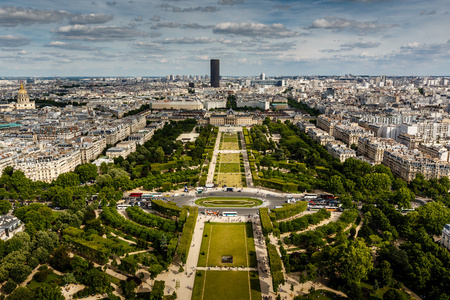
27 272 61 290
195 197 263 207
192 270 261 300
219 163 240 173
198 223 255 267
216 173 242 187
220 153 240 163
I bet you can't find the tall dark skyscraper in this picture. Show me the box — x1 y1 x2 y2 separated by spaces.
210 59 220 88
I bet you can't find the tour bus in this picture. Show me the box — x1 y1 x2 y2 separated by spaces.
129 193 143 198
117 204 131 210
222 212 237 216
303 194 318 200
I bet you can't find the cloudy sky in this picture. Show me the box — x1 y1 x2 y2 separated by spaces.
0 0 449 77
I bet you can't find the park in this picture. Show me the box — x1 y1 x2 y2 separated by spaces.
192 222 261 300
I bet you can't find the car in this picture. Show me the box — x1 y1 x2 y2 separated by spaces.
173 193 179 197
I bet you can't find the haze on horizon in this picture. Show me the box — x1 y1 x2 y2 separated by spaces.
0 0 449 77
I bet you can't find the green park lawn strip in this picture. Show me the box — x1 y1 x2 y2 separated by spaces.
197 223 254 268
219 163 240 173
192 270 206 299
245 222 257 267
193 270 254 300
195 197 263 207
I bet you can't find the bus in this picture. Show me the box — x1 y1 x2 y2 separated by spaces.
117 204 131 210
303 194 317 200
222 212 237 216
129 193 143 198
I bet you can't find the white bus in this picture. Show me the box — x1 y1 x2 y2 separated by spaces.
117 204 131 210
222 212 237 216
304 194 318 200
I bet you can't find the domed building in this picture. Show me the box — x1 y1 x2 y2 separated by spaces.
15 83 35 110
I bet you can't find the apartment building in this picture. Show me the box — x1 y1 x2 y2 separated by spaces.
326 140 356 162
357 137 406 164
317 115 339 136
442 224 450 251
15 149 82 182
383 149 450 181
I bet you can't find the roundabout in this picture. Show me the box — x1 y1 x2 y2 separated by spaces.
195 197 263 207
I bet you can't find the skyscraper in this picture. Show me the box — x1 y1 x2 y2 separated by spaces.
210 59 220 88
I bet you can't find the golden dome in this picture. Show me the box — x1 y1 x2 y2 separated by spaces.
18 83 28 95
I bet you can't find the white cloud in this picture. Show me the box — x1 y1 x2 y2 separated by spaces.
0 35 30 47
52 25 147 41
213 22 300 38
0 6 70 27
309 16 397 33
69 14 113 25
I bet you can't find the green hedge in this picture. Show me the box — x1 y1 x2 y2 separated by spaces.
267 244 285 291
151 199 183 217
259 207 273 236
126 206 177 232
257 178 298 193
278 208 331 233
270 201 308 221
150 161 179 172
177 206 199 263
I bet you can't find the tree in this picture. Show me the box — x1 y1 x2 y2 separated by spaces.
75 164 98 183
0 200 12 215
379 260 394 287
3 278 17 294
392 188 414 209
327 175 345 195
324 238 373 285
53 172 80 188
155 147 165 163
5 287 34 300
416 202 450 235
383 289 407 300
120 280 137 299
34 283 65 300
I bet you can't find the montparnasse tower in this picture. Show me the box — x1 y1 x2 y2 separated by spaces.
15 82 35 110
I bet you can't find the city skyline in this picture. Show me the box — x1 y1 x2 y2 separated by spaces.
0 0 449 77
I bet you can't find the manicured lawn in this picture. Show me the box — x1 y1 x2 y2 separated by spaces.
217 173 242 187
198 223 254 267
220 153 240 163
220 142 240 150
27 272 61 290
193 270 260 300
195 197 263 207
219 163 240 173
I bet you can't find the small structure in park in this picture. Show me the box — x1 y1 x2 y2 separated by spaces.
222 255 233 264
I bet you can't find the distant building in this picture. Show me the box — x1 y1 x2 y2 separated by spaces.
210 59 220 88
0 216 21 240
442 224 450 250
15 83 35 110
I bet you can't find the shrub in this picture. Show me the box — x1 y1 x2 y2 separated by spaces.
259 208 273 236
177 206 198 263
271 201 308 220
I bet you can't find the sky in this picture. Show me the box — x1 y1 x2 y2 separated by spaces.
0 0 449 77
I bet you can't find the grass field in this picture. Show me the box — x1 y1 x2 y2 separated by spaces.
192 270 261 300
220 153 240 163
198 223 256 267
219 163 240 173
193 222 260 300
220 133 240 150
195 197 263 207
217 173 242 187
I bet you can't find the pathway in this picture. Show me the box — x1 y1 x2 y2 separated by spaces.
240 131 254 187
206 131 221 184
